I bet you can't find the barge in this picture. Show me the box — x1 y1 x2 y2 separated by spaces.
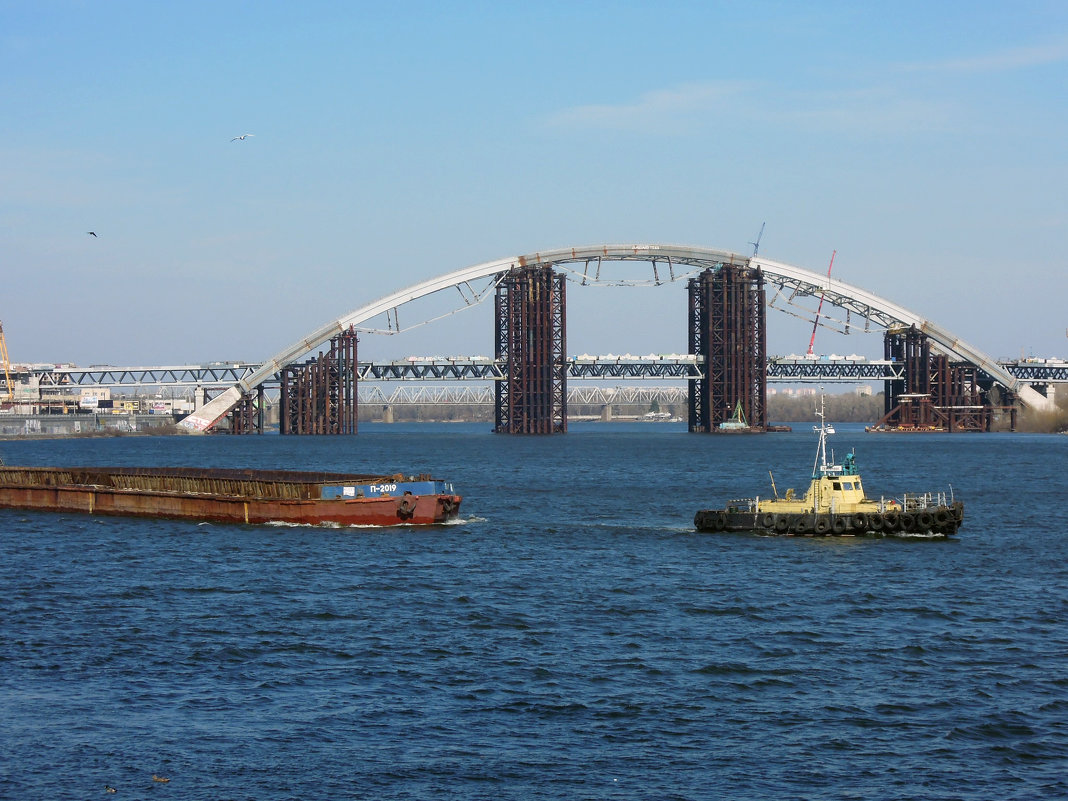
0 466 462 527
694 398 963 537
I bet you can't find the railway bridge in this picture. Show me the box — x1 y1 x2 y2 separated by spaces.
172 244 1055 434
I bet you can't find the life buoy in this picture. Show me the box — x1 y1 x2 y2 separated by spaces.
832 517 847 534
761 513 776 529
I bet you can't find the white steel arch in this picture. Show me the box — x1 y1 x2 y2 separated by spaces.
180 244 1049 430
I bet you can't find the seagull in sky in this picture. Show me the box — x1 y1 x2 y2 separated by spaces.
230 133 254 141
86 231 97 237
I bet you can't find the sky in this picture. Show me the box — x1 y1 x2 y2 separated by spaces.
3 1 1067 369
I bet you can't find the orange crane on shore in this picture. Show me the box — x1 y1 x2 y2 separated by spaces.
0 320 13 403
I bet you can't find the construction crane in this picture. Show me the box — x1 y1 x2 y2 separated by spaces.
0 320 13 403
806 250 836 357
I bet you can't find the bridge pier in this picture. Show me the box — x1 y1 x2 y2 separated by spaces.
871 325 1015 431
279 327 359 434
494 266 567 434
226 386 265 434
687 263 767 432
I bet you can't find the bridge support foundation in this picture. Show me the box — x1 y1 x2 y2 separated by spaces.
494 266 567 434
279 327 359 435
226 386 265 434
687 263 767 432
872 325 1015 431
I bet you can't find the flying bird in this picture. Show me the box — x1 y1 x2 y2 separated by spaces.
87 231 97 237
230 133 254 141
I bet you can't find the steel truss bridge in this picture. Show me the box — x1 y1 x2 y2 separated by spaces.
25 357 1068 390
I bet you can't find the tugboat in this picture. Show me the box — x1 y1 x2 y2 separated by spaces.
694 397 963 537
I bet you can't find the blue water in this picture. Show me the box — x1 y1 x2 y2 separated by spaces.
2 424 1067 800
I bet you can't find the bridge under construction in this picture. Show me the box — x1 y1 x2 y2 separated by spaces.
12 244 1062 435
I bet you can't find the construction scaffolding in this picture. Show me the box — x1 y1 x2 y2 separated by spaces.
494 266 567 434
226 387 265 434
687 264 767 432
279 327 359 435
871 325 1016 432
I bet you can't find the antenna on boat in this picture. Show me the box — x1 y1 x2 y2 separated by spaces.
812 389 834 478
768 469 779 499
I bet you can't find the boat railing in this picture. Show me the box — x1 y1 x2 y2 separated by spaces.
900 491 951 511
726 497 758 513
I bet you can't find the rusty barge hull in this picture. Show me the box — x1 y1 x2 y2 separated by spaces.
0 466 462 527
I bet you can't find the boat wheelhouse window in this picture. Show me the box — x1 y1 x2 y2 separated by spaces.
832 481 841 490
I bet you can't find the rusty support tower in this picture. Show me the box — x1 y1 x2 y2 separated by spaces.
688 263 767 432
494 266 567 434
226 386 265 434
279 327 359 435
872 325 1016 432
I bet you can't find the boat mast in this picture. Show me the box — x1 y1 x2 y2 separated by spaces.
812 392 834 478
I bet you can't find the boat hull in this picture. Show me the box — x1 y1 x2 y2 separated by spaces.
0 467 462 527
694 503 964 537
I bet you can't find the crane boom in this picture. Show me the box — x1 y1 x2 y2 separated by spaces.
806 250 836 357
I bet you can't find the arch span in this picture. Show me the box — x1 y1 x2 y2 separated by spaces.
179 244 1048 430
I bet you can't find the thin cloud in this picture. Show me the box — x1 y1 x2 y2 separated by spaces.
545 80 951 137
900 38 1068 74
544 81 752 130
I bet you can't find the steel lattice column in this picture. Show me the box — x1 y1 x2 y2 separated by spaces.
687 264 767 432
279 328 358 435
494 266 567 434
226 386 264 434
875 325 1008 431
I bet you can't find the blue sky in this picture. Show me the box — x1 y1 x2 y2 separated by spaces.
2 1 1066 367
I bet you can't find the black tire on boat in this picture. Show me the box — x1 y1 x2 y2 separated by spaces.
775 516 789 533
814 518 830 535
398 497 415 518
795 516 812 534
715 512 728 531
935 509 952 526
850 512 867 530
899 512 915 531
883 511 900 532
867 513 884 532
832 517 847 535
761 513 776 529
918 511 934 529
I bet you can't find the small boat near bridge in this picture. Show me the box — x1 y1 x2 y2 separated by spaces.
694 399 963 537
